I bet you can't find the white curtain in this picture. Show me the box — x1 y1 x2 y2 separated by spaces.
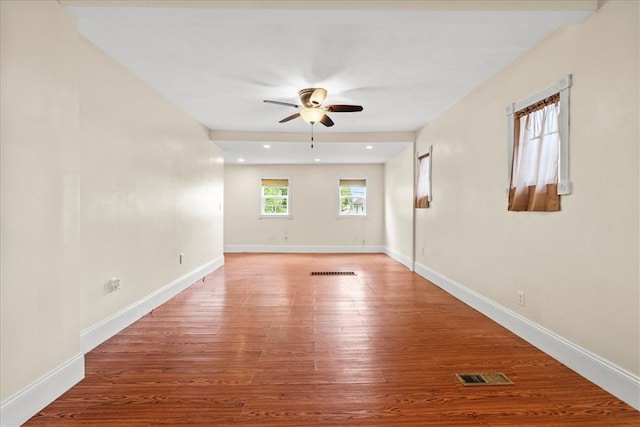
509 97 561 211
415 153 431 208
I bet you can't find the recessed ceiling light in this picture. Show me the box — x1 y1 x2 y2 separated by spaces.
238 158 245 162
263 144 271 149
366 145 373 150
314 158 321 162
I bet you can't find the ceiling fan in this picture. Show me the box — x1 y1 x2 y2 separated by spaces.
263 88 363 127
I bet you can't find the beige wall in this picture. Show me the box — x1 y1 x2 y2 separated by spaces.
0 0 224 403
224 164 384 249
415 0 639 375
78 37 224 329
1 0 81 400
384 144 415 266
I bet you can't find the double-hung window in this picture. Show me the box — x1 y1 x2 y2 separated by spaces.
261 178 290 217
339 178 366 216
507 75 572 212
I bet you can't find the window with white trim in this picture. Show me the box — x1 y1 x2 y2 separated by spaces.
261 178 290 217
339 178 366 216
507 75 572 212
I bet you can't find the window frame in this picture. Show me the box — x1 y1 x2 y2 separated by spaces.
337 177 367 218
506 74 572 196
260 177 292 219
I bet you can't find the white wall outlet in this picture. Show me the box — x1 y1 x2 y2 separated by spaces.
517 290 525 306
179 253 184 264
107 277 120 292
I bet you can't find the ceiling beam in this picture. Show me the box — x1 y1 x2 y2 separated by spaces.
210 130 415 144
61 0 599 12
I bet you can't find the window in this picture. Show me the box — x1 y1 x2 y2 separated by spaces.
507 75 572 212
261 178 290 216
339 179 366 216
415 146 432 208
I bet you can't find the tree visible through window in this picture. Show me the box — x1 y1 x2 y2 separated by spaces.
261 178 289 216
339 179 366 216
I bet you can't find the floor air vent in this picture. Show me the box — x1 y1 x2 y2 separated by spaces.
455 372 513 386
310 271 356 276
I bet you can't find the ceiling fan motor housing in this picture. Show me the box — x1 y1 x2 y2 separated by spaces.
299 88 325 108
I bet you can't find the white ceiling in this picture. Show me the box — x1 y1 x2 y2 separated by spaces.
63 1 594 164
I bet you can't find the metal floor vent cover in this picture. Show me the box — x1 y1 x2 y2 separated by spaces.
455 372 513 386
310 271 356 276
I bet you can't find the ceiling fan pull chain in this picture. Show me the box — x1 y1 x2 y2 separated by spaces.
311 124 314 148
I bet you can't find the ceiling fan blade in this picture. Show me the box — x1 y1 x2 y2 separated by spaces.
264 100 301 108
320 114 334 127
279 112 301 123
325 104 363 112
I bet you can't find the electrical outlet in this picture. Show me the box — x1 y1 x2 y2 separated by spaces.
107 277 120 292
517 290 525 306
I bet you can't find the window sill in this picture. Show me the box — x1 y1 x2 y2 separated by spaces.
259 215 292 220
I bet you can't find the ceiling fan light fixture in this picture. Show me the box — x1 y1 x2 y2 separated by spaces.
300 107 325 124
310 88 327 106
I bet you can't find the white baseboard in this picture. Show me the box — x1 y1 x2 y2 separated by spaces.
224 244 385 253
0 256 225 427
0 353 84 427
383 246 414 271
414 261 640 411
81 255 224 353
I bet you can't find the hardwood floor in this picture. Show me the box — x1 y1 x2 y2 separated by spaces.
26 253 638 426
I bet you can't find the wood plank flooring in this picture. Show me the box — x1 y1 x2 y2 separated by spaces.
26 253 639 426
